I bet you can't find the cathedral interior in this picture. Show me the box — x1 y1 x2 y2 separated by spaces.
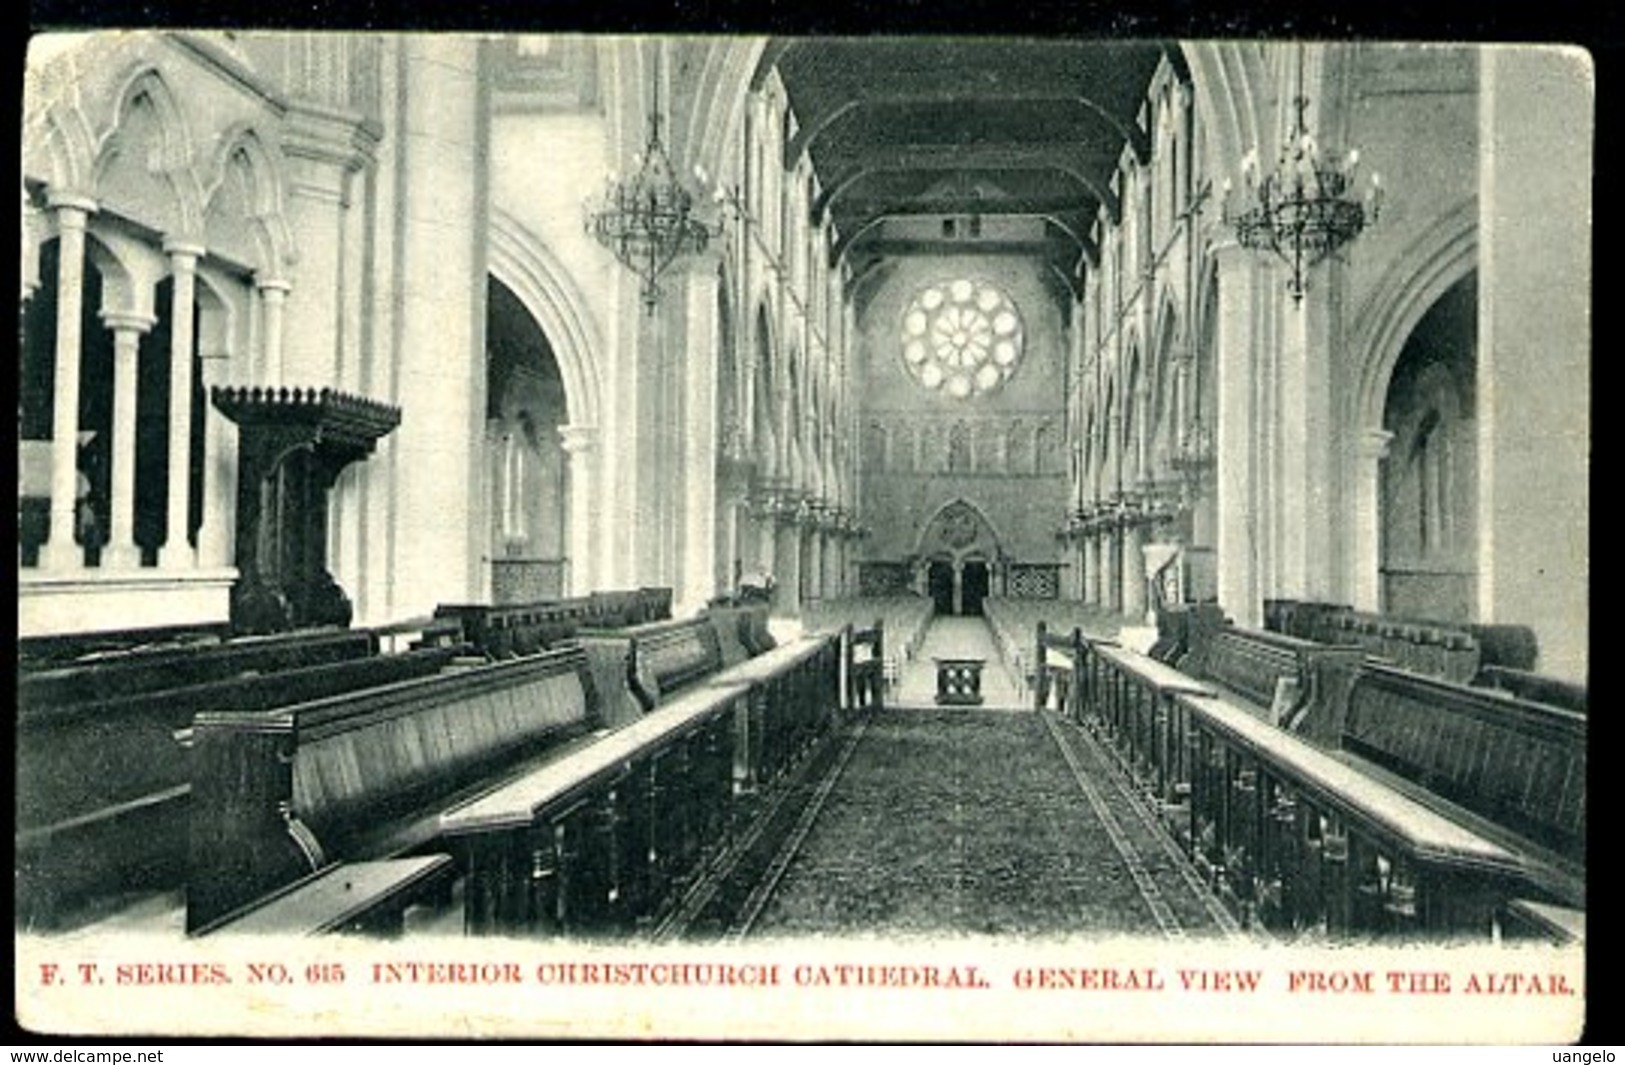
16 33 1589 1009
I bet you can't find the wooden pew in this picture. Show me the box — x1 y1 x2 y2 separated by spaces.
845 620 885 711
573 608 773 726
1178 612 1364 728
193 855 458 938
442 682 748 937
15 644 465 930
1472 665 1587 715
1068 640 1562 939
185 646 602 933
1265 599 1540 683
1170 687 1542 938
434 587 674 661
1032 621 1088 717
18 627 379 713
18 621 231 671
710 634 843 795
1295 658 1586 871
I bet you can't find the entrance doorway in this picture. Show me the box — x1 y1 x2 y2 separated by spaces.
927 560 954 615
961 560 990 616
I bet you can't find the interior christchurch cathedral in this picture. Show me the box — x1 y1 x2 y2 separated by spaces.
16 33 1590 1037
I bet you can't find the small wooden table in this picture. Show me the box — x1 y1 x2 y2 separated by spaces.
934 657 986 706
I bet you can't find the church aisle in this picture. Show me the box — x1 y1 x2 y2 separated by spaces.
892 615 1024 708
736 706 1235 941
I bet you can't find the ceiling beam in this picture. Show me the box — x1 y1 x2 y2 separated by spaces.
815 154 1121 226
830 196 1097 222
784 91 1150 172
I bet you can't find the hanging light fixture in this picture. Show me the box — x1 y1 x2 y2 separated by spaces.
586 43 711 312
1223 43 1383 301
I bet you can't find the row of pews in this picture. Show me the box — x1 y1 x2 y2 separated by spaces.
985 597 1120 698
1020 602 1584 944
802 595 933 692
18 587 860 940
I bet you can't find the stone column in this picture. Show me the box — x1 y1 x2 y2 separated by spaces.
42 194 95 571
196 351 235 570
1352 429 1393 612
99 310 156 569
952 559 964 615
256 277 291 384
1104 527 1122 614
1122 521 1147 620
1214 244 1262 627
558 424 598 596
681 262 720 612
805 524 824 602
1478 48 1591 682
773 511 802 617
1085 532 1103 605
160 240 205 569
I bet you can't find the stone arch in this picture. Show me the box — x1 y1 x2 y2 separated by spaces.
91 65 203 237
1150 293 1183 466
489 208 604 432
1348 199 1478 433
1122 331 1145 487
1180 42 1272 199
913 496 1004 563
752 301 778 480
202 123 295 275
683 38 767 191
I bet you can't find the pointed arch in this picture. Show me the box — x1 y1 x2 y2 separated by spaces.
202 123 295 274
91 64 203 236
913 496 1004 561
488 208 604 431
1348 199 1478 433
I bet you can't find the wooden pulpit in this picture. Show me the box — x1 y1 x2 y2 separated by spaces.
211 386 401 634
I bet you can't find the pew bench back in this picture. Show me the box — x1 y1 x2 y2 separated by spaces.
15 645 466 930
187 646 602 932
18 627 378 712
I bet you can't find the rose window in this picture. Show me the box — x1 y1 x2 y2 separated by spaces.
900 280 1024 398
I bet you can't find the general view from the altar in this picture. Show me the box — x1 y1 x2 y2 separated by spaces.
18 35 1586 957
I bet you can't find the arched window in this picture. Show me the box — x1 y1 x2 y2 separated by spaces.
900 278 1024 399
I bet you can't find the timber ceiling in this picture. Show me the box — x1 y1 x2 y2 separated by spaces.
760 38 1174 296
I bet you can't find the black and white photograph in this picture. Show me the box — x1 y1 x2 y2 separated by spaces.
15 30 1590 1043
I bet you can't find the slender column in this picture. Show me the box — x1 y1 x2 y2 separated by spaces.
99 310 156 569
42 195 96 570
682 262 720 612
1085 533 1102 605
1214 244 1261 627
773 514 801 617
196 351 235 569
160 241 205 569
1352 429 1393 611
1123 521 1147 620
805 524 824 602
256 277 291 384
558 425 598 596
1104 528 1122 613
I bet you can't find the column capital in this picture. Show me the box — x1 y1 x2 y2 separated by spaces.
256 276 293 297
45 191 98 218
163 238 208 264
1359 427 1395 460
558 424 598 454
100 309 158 334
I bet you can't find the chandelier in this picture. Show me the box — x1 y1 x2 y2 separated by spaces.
1224 44 1382 301
586 47 710 312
